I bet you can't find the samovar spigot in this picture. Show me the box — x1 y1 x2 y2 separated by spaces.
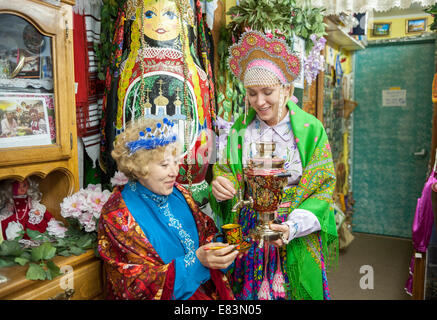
231 189 253 213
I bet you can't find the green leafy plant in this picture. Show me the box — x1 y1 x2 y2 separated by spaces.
291 2 327 49
216 26 245 121
94 0 128 80
0 223 97 281
227 0 293 36
227 0 327 52
425 4 437 31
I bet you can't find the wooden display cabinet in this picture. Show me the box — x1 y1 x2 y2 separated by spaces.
0 0 103 299
0 250 103 300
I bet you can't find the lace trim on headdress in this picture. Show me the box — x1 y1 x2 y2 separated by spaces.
243 67 281 88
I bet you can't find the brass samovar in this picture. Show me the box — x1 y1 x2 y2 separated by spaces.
232 141 290 247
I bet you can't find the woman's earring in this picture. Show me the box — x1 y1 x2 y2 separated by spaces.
277 87 285 124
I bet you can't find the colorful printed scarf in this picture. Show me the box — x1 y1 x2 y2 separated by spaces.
98 183 234 300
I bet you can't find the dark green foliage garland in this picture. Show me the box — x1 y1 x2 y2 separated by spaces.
94 0 128 80
216 0 327 120
0 221 97 281
425 4 437 31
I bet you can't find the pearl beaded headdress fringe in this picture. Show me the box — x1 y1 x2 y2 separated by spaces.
243 67 281 88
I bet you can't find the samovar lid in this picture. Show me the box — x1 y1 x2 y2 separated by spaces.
248 157 285 169
244 157 288 176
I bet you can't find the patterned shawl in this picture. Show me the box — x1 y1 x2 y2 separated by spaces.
210 101 338 299
98 183 234 300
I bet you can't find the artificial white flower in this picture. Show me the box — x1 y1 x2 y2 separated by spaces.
60 184 111 233
60 193 84 218
5 221 23 240
89 189 111 216
84 220 96 233
110 171 129 186
86 184 102 192
46 218 68 238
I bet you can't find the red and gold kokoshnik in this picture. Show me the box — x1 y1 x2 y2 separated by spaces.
228 31 301 87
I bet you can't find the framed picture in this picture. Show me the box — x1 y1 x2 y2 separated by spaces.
0 92 55 149
373 22 391 36
406 18 427 33
15 52 40 79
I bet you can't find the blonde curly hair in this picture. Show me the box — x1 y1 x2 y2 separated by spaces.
111 118 181 180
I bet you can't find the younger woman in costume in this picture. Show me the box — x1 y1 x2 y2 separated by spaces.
210 31 338 300
98 118 238 300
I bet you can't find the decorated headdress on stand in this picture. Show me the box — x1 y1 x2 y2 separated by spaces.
228 30 301 88
126 117 177 155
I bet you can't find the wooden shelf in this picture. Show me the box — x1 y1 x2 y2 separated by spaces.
325 16 366 51
0 250 103 300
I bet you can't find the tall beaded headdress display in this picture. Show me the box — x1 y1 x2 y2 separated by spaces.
228 31 301 123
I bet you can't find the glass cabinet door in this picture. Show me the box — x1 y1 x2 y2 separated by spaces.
0 6 74 166
0 13 56 148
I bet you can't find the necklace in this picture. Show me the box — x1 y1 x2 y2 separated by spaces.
13 196 30 221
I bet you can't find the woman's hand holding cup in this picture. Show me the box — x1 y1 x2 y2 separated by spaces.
197 223 246 269
196 242 239 269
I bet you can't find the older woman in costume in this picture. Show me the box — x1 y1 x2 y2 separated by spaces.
210 31 338 300
97 118 238 300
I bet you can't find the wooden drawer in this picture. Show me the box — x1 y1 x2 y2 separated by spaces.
0 250 103 300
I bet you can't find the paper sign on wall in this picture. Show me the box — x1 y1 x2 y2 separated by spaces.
382 89 407 107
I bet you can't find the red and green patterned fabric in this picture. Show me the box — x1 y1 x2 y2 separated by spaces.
98 183 234 300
